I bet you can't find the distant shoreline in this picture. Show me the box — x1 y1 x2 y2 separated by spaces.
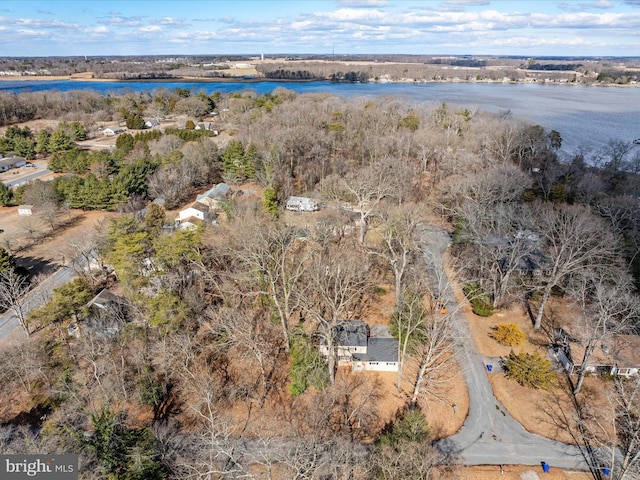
0 74 638 88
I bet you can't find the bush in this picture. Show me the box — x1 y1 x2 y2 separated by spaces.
492 323 526 346
503 351 556 389
463 283 494 317
289 334 329 396
377 409 430 448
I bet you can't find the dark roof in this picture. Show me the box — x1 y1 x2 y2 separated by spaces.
87 289 124 310
354 338 398 363
333 320 368 348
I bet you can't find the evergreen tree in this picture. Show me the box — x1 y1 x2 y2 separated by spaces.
34 130 50 154
0 183 13 206
49 128 76 153
0 247 15 274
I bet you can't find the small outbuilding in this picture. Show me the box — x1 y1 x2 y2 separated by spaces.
17 205 33 216
286 196 319 212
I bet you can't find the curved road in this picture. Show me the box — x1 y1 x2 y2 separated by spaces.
420 226 587 470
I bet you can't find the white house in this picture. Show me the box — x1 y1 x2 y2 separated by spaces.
319 321 399 372
178 202 210 222
17 205 33 216
103 127 125 136
144 119 160 128
286 196 319 212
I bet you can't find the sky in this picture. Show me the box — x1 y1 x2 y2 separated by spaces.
1 0 639 57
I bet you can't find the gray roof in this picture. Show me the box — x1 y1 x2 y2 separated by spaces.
196 183 231 202
354 338 398 363
0 156 25 168
333 320 368 348
87 289 124 310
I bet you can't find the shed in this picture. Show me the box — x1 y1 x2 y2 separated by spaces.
18 205 33 216
286 196 319 212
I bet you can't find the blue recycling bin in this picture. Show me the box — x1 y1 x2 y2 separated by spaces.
487 364 493 372
542 462 550 473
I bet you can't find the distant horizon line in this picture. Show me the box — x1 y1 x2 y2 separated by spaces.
2 53 640 60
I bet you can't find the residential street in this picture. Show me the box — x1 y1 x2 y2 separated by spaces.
420 226 587 470
0 264 78 340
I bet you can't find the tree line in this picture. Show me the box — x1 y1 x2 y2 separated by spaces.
1 86 640 478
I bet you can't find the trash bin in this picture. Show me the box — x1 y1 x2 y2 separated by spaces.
487 364 493 372
542 462 550 473
603 467 610 475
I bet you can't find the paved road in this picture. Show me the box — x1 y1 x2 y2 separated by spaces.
2 167 52 187
420 226 588 470
0 252 93 339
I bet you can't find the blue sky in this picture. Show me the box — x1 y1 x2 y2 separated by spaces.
1 0 639 57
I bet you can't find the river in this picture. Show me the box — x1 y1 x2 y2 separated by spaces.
2 79 639 154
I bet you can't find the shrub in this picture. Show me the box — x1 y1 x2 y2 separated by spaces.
463 283 494 317
289 334 329 396
492 323 526 346
377 409 430 448
503 351 556 389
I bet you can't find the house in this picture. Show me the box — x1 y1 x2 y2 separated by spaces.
0 156 26 172
286 196 319 212
17 205 33 216
195 183 231 209
319 320 399 372
144 119 160 128
69 289 129 337
178 202 210 222
103 127 125 136
554 326 640 378
195 122 213 131
319 320 369 363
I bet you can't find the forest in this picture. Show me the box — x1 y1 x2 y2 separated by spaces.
1 85 640 479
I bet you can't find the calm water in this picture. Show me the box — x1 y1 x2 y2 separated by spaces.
2 79 640 154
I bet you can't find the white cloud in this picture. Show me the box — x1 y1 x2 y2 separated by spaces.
337 0 390 7
16 29 49 37
84 26 109 34
98 15 144 27
558 1 615 12
139 25 162 32
158 17 188 26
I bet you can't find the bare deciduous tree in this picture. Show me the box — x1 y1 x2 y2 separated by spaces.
533 203 620 329
369 203 422 309
0 268 33 336
300 244 372 384
565 269 638 396
231 218 310 352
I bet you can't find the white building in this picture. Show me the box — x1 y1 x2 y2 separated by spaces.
286 196 319 212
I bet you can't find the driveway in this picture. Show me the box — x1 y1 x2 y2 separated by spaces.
419 226 587 470
1 167 52 187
